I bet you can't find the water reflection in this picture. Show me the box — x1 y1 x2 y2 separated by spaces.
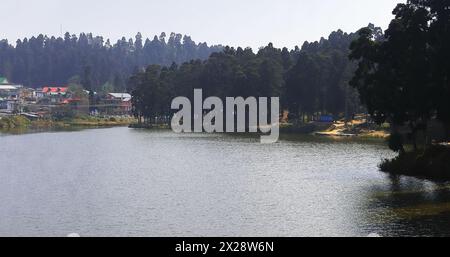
361 176 450 236
1 127 449 236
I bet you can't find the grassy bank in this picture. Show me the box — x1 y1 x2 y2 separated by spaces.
56 115 135 127
380 146 450 181
128 119 390 140
280 120 390 139
1 115 135 131
0 115 32 129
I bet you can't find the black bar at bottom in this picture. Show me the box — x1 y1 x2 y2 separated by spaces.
0 237 429 256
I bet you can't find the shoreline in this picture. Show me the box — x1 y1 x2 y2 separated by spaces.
380 145 450 182
2 116 389 141
128 121 390 140
280 121 390 139
0 115 135 132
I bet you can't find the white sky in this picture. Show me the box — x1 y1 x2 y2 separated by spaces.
1 0 404 49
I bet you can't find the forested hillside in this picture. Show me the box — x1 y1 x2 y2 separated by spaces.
0 32 223 90
1 26 377 120
129 27 369 122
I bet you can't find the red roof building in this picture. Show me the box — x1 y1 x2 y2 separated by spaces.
42 87 68 96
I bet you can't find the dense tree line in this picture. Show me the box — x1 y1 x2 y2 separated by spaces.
0 32 223 90
129 29 363 124
286 29 365 122
350 0 450 152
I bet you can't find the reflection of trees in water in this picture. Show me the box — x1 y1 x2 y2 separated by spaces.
359 176 450 236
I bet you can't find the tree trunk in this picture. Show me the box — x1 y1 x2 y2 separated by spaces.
444 121 450 142
410 122 418 151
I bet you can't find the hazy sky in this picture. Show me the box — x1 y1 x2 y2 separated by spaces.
2 0 404 49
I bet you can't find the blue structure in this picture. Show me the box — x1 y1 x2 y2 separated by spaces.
318 115 334 122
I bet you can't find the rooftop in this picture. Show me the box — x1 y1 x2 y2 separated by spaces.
43 87 68 94
109 93 132 101
0 77 9 84
0 85 19 90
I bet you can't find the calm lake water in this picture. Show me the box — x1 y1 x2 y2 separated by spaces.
1 127 450 237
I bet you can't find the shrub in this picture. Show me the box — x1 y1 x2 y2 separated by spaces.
0 116 31 129
380 146 450 180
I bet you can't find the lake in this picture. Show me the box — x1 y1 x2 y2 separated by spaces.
1 127 450 237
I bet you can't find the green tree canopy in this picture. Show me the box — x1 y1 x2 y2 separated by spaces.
349 0 450 151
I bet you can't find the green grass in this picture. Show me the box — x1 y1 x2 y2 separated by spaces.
0 116 31 129
1 115 135 130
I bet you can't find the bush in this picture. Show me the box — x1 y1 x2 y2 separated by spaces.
0 116 31 129
380 145 450 180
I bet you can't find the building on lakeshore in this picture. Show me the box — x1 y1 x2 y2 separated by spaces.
42 87 68 96
19 88 37 102
35 88 45 99
0 77 23 113
0 77 22 98
102 93 132 115
31 86 70 107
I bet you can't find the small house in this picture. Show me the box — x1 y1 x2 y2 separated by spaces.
0 77 22 98
103 93 132 115
41 87 69 103
0 77 22 111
